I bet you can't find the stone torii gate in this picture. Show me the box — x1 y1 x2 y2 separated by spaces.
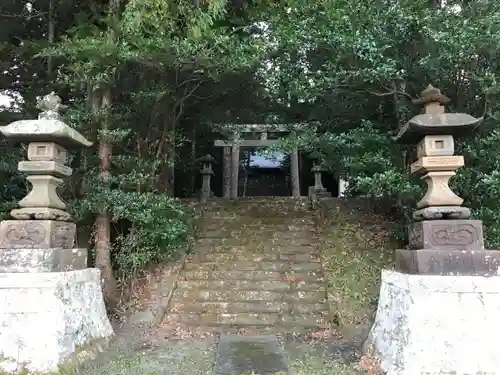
213 124 302 199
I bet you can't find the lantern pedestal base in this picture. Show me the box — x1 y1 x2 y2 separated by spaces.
395 248 500 276
308 186 331 200
0 247 88 273
0 268 114 373
365 270 500 375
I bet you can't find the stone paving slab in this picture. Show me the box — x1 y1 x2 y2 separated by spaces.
214 334 288 375
79 340 217 375
78 334 364 375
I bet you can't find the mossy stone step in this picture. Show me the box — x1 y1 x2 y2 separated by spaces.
202 213 311 219
203 213 312 220
213 200 310 209
201 224 314 232
172 289 327 304
184 261 289 272
193 252 280 262
177 279 326 292
169 300 330 315
177 279 291 292
194 244 319 255
193 251 320 263
183 261 322 272
183 270 325 282
198 230 315 240
170 300 288 314
166 312 330 328
202 217 315 226
196 237 316 246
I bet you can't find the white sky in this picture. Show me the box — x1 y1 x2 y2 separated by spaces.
250 152 284 168
0 90 23 111
0 94 13 108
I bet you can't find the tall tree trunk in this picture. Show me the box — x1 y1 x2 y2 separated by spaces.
93 0 121 309
94 87 118 308
191 127 197 195
222 146 231 198
47 0 55 82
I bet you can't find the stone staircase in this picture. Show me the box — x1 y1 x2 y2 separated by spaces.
165 197 331 334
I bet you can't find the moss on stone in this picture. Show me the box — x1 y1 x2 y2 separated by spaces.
317 198 395 333
0 336 111 375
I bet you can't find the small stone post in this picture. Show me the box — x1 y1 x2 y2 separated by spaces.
0 93 113 373
290 131 301 197
222 146 231 199
366 85 500 375
198 154 215 203
312 163 330 196
309 162 330 200
230 131 241 199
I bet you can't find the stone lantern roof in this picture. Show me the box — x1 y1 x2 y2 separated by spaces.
0 92 92 148
197 154 216 165
394 85 483 144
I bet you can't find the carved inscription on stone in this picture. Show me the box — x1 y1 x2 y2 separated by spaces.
431 224 476 247
50 222 75 249
0 220 76 249
408 220 484 250
3 222 46 248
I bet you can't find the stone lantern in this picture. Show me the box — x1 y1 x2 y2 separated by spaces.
0 93 113 373
395 85 485 264
310 162 330 198
365 85 500 375
197 154 215 203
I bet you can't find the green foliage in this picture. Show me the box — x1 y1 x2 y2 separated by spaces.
32 0 264 278
318 199 394 331
261 0 500 247
95 191 192 275
4 0 500 273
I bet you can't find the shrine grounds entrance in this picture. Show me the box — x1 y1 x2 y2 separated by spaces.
213 124 301 199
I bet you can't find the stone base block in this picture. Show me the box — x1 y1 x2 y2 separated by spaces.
0 268 114 373
315 190 331 198
366 270 500 375
0 247 88 273
0 220 76 249
395 249 500 276
308 186 331 199
408 219 484 250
